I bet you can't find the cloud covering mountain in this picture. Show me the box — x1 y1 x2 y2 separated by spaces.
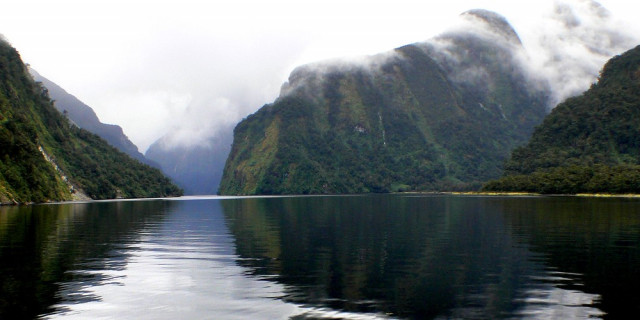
3 1 638 154
142 0 640 150
218 9 550 194
149 1 640 194
521 0 638 106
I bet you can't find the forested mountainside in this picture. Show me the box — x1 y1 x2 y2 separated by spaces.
484 45 640 194
29 69 159 167
0 39 182 204
218 10 548 195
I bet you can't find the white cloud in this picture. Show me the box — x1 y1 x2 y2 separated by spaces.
517 0 640 107
1 0 639 151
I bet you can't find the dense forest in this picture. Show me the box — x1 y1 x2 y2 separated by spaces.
484 45 640 194
0 39 182 204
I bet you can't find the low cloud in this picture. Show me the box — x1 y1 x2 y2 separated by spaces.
416 1 640 109
98 0 640 152
278 50 399 102
91 27 309 152
519 0 640 107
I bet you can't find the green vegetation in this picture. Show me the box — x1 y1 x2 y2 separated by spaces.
0 39 182 204
484 164 640 194
31 69 157 167
484 45 640 194
219 24 548 195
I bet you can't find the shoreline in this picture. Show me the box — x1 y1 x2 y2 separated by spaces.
446 191 640 198
0 194 184 207
5 191 640 207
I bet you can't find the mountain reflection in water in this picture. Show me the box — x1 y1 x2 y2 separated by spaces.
1 195 639 319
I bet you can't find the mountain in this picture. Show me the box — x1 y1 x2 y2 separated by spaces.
484 45 640 194
0 39 182 204
218 10 549 195
145 130 231 195
29 69 158 168
146 1 636 197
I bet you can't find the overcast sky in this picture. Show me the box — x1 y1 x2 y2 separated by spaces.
1 0 639 152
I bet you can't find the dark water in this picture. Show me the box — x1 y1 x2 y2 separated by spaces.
1 195 639 319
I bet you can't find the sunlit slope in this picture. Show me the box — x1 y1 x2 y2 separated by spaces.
219 10 548 195
0 39 182 204
484 45 640 194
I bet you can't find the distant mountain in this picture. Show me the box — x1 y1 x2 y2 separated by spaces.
146 130 231 195
29 69 159 168
0 39 182 204
218 10 549 195
484 45 640 194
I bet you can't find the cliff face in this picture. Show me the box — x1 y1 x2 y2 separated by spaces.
0 39 182 204
219 11 549 195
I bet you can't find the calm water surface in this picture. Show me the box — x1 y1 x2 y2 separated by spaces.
1 195 639 319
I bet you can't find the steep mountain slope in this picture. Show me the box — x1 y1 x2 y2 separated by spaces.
484 45 640 194
29 69 158 167
0 39 182 204
218 10 549 195
146 131 231 195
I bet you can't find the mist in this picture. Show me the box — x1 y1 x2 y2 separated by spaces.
155 0 640 153
87 28 309 151
1 0 638 153
518 0 639 107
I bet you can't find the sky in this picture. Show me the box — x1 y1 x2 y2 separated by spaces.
1 0 639 152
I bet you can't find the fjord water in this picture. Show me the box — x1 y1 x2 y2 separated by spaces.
1 196 639 319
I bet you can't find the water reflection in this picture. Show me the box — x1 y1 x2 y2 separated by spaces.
222 196 538 318
0 201 172 318
42 200 305 319
2 195 639 319
497 197 640 319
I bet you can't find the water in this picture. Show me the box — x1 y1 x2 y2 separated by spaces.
1 195 639 319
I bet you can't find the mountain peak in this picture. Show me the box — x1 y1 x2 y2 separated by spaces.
460 9 522 45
